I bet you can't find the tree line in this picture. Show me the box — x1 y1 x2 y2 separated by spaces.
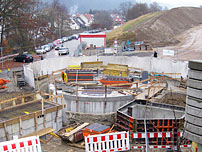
91 1 164 30
0 0 69 53
0 0 165 53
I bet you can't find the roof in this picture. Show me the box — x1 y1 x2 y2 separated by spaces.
83 14 93 22
80 32 106 38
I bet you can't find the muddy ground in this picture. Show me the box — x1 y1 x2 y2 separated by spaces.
156 25 202 61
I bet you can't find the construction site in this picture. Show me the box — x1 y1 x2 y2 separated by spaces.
1 6 202 152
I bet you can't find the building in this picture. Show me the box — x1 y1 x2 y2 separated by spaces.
79 32 106 48
111 14 125 26
69 13 94 30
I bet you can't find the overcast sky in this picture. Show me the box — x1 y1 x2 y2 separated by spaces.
141 0 202 8
49 0 202 14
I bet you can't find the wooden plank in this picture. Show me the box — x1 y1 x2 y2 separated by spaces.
61 123 89 137
34 112 38 130
136 86 164 100
0 93 37 104
19 117 22 136
67 143 85 149
22 128 56 138
3 123 9 141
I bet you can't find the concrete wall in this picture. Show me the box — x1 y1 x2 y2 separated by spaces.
23 64 35 88
0 110 62 142
24 56 188 87
131 105 184 119
185 60 202 148
60 92 133 124
62 93 134 114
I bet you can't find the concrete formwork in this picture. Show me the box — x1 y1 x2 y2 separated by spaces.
0 93 63 142
185 60 202 151
59 92 134 125
116 100 187 146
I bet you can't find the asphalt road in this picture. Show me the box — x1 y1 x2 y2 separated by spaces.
45 39 80 59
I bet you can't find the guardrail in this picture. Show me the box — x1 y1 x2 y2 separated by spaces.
0 53 19 63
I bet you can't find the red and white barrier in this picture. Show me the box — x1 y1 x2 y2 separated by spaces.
132 145 191 150
131 131 183 139
0 136 42 152
85 131 130 152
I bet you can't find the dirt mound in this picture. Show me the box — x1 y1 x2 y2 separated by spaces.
107 7 202 47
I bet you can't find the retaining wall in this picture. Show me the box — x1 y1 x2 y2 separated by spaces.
24 56 188 88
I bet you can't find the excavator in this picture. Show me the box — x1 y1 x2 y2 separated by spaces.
0 78 10 89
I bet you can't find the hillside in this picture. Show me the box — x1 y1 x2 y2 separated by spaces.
107 7 202 47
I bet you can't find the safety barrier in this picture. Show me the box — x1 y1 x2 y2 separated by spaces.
132 144 192 150
85 131 130 152
131 131 182 139
0 136 42 152
0 53 19 62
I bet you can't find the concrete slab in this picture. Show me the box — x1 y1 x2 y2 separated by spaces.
188 69 202 80
189 60 202 71
187 87 202 99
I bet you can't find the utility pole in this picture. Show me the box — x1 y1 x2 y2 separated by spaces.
0 25 3 69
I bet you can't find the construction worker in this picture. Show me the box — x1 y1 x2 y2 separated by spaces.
64 72 68 83
154 51 158 58
61 71 65 82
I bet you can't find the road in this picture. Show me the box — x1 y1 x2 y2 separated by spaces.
45 39 80 59
156 25 202 61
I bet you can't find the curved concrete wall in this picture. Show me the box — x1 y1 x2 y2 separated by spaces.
26 56 188 77
62 93 134 114
185 60 202 151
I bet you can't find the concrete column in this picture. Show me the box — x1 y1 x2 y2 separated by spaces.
185 60 202 146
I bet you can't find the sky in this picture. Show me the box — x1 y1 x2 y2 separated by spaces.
143 0 202 8
46 0 202 14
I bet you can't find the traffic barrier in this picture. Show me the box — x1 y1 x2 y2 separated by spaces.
0 136 42 152
131 131 183 139
85 131 130 152
132 144 191 150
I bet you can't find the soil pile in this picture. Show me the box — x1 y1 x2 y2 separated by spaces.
107 7 202 47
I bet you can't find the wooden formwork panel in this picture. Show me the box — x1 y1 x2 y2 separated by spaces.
81 61 103 69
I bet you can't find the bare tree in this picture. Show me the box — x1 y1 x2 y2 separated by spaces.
0 0 37 52
119 1 133 20
126 3 150 20
126 2 162 20
149 2 162 12
48 0 69 39
93 11 113 29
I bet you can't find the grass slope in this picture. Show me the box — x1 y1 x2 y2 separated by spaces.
107 11 162 46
